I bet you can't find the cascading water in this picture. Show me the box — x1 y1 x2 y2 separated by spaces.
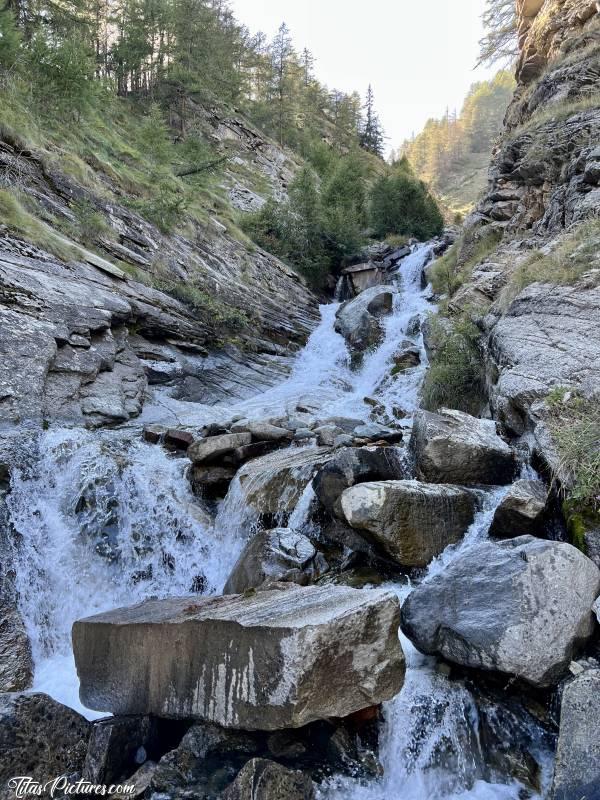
6 242 551 796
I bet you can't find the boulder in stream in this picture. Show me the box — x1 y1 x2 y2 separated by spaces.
73 584 405 730
410 408 516 485
236 447 333 518
312 446 407 516
488 479 548 538
340 480 477 567
550 669 600 800
334 287 394 360
401 536 600 687
223 529 326 593
188 432 252 465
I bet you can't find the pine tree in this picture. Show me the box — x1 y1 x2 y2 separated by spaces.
359 84 384 157
271 21 293 146
478 0 518 66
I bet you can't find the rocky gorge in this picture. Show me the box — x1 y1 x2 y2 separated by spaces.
1 1 600 800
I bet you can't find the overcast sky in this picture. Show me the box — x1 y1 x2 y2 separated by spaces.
229 0 499 150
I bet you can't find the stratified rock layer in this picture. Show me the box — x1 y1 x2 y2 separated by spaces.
73 585 405 730
401 536 600 687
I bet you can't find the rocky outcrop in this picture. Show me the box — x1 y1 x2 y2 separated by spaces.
486 283 600 435
550 669 600 800
223 530 325 593
401 536 600 687
73 584 405 729
0 693 90 795
0 604 32 692
340 480 477 568
489 479 548 538
410 409 516 485
334 287 394 362
222 759 315 800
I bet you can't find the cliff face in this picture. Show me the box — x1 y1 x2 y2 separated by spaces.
0 105 318 429
451 0 600 476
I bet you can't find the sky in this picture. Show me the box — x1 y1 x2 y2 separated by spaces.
229 0 499 151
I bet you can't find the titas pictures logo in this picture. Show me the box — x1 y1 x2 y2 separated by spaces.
7 777 136 798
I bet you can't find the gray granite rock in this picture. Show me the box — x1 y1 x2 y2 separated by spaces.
401 536 600 687
73 584 405 730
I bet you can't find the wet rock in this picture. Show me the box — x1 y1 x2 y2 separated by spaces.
0 693 90 790
340 480 477 568
84 716 158 783
410 409 516 485
406 314 421 336
313 425 344 447
221 758 315 800
237 447 333 517
191 464 237 489
293 428 316 442
143 424 166 444
227 441 280 466
392 342 421 372
550 669 600 800
401 536 600 687
489 479 548 539
188 433 252 465
73 584 405 729
164 428 195 450
0 604 33 692
352 423 402 444
223 530 325 593
232 421 293 443
312 447 407 516
334 286 394 359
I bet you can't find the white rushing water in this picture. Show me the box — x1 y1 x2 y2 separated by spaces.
7 243 550 796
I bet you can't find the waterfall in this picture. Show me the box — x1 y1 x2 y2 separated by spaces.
6 241 551 796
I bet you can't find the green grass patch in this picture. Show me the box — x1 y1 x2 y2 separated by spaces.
547 387 600 513
0 187 79 260
499 221 600 306
421 315 486 415
429 226 503 297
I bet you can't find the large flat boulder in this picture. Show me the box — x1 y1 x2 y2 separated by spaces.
410 408 516 485
223 529 325 594
340 480 477 567
0 693 90 794
550 669 600 800
73 584 404 730
401 536 600 687
334 286 393 359
488 479 548 538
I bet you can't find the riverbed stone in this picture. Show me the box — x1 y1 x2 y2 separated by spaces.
222 759 315 800
73 584 405 730
340 480 477 567
188 433 252 464
0 693 90 791
488 479 548 538
410 408 516 485
312 447 407 516
236 447 333 516
334 286 394 358
223 530 325 593
550 669 600 800
401 536 600 687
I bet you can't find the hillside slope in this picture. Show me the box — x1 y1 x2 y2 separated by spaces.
0 99 320 427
